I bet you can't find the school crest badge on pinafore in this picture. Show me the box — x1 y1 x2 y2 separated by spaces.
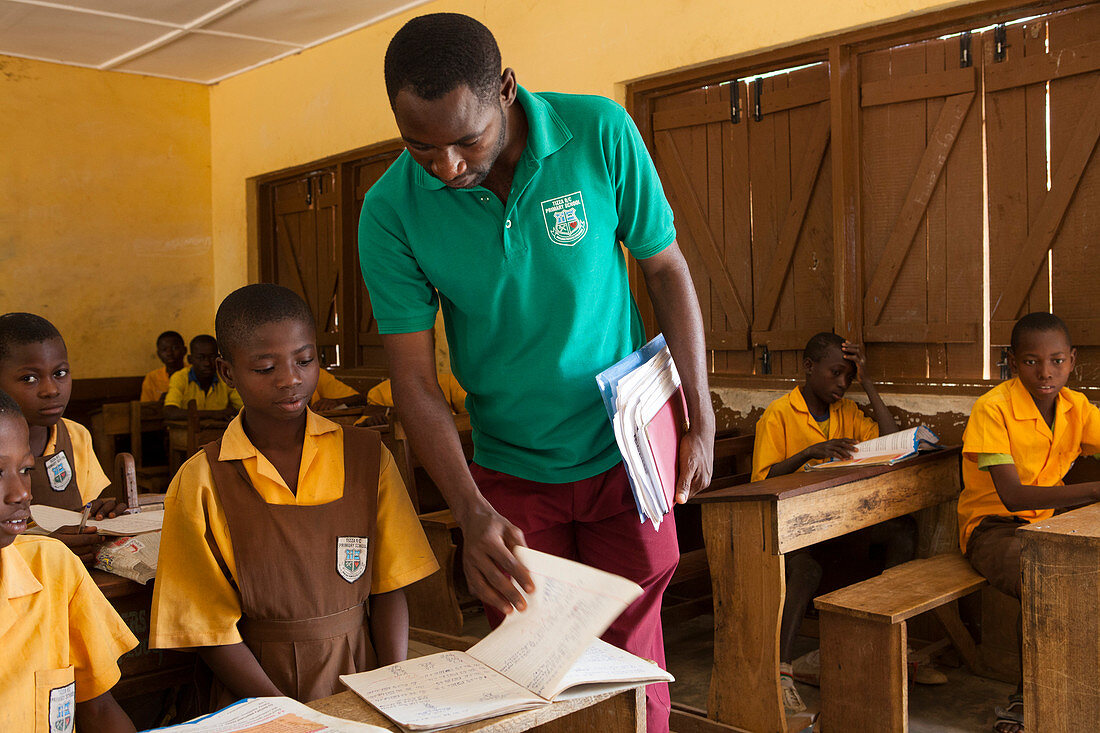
337 536 368 583
541 191 588 246
49 681 75 733
44 451 72 492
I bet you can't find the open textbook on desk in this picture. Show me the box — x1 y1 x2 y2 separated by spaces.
807 426 941 469
340 547 673 730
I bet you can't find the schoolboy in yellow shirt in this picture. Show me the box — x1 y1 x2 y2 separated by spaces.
151 284 438 707
367 372 468 415
751 332 922 713
0 313 125 563
960 312 1100 733
163 334 244 421
140 331 186 402
0 388 138 733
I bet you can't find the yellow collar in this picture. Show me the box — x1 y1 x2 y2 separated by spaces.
1007 377 1072 438
217 409 340 462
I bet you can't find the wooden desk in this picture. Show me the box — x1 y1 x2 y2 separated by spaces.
1019 502 1100 731
309 686 645 732
693 448 962 733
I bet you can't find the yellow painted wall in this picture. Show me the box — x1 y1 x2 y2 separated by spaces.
0 56 212 379
209 0 979 305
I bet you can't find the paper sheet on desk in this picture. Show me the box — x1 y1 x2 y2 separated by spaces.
30 505 164 535
145 696 388 732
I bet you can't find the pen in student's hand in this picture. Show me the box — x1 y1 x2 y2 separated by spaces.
77 503 92 533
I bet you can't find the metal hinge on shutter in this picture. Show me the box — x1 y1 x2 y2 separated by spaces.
729 79 741 124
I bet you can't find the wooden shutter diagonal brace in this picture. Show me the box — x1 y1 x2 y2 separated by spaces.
654 130 751 339
753 101 832 332
991 74 1100 322
863 91 974 325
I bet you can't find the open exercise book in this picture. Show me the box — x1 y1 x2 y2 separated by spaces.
145 696 387 732
807 426 941 469
596 333 688 529
29 504 164 535
340 548 673 730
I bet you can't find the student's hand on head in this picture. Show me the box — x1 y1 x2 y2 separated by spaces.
841 340 867 382
88 497 127 520
675 428 714 504
805 438 858 462
459 505 534 616
51 526 103 565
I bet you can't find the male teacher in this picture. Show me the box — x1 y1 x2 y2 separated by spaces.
359 14 714 731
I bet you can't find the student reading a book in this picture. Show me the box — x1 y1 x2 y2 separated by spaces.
140 330 187 402
0 388 139 733
358 14 715 732
0 313 125 564
959 312 1100 733
751 332 929 714
150 284 438 707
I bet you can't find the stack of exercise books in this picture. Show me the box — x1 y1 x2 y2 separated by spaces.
596 333 688 529
807 425 941 469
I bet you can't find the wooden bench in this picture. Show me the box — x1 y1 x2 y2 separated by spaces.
814 552 988 732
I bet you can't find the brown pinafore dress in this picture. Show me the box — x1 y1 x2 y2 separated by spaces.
202 426 381 705
29 421 84 510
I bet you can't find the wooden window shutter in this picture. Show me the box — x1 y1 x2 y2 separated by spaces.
651 82 755 374
858 36 984 380
746 64 833 375
985 5 1100 380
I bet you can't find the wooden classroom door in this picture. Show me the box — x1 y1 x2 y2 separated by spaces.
350 149 402 367
266 169 342 366
858 33 984 380
651 80 754 374
985 5 1100 380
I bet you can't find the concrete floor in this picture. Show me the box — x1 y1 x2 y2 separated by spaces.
662 612 1016 733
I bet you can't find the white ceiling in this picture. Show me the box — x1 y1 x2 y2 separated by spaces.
0 0 432 84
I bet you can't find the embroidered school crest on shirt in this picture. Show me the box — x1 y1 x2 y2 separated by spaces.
44 451 72 492
49 681 75 733
541 191 589 246
337 536 368 583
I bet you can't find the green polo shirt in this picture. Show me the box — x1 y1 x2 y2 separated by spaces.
358 87 676 482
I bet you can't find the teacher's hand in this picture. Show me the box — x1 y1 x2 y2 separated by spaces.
675 427 714 504
459 504 534 616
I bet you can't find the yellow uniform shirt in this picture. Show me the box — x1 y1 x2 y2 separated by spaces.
44 419 110 504
140 366 171 402
367 373 468 415
310 369 360 405
150 410 439 649
958 378 1100 552
163 368 243 412
2 536 138 732
751 386 880 482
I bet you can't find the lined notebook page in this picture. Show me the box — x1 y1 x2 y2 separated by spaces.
467 547 643 699
339 651 543 729
30 505 164 535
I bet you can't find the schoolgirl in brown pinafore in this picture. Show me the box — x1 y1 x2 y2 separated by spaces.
29 420 84 510
202 426 381 704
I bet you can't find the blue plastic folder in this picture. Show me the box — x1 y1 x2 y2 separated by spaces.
596 334 673 522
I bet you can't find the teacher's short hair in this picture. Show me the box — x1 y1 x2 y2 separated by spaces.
384 13 502 107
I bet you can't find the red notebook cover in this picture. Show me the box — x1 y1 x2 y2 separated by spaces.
644 386 688 511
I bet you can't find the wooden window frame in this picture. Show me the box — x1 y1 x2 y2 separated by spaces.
254 138 404 370
627 0 1092 389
